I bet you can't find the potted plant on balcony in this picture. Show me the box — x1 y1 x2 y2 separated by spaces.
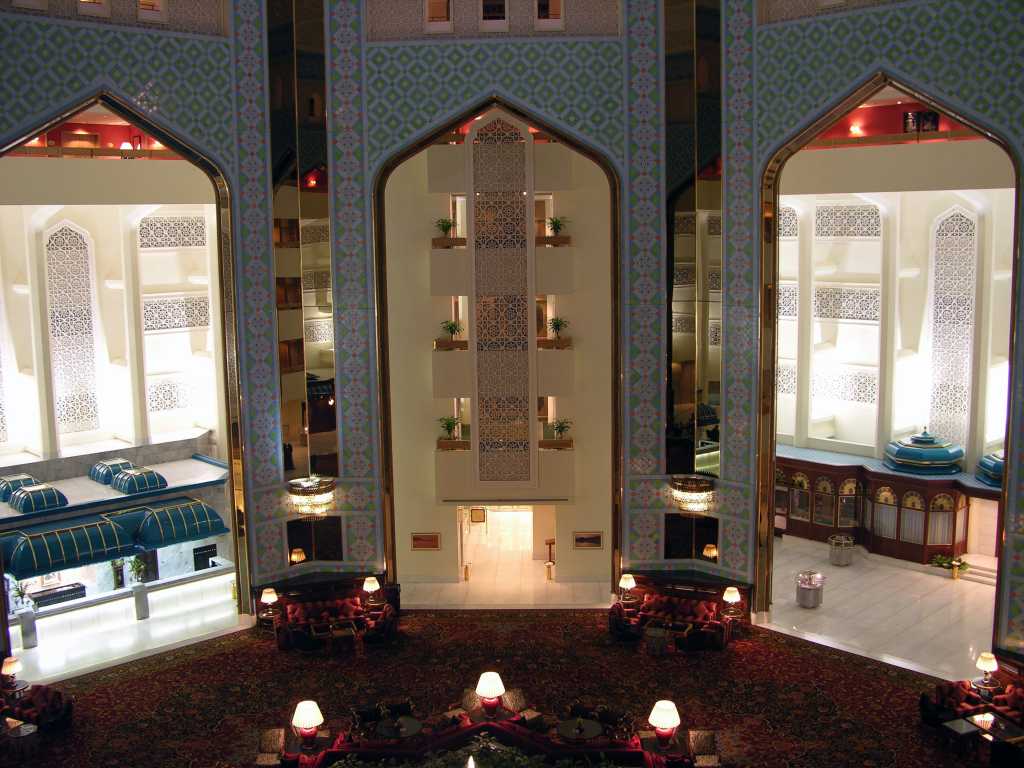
437 416 469 450
435 319 468 351
432 217 465 249
539 317 571 349
540 418 574 450
929 554 970 580
538 216 571 247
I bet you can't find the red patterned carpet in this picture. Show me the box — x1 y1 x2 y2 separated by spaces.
35 610 980 767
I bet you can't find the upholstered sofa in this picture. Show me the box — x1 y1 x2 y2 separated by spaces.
274 594 396 651
918 680 988 726
609 592 728 650
1 684 73 730
991 684 1024 724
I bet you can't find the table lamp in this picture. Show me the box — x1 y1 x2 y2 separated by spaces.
648 700 680 749
1 656 21 689
363 576 384 607
618 573 636 602
476 672 505 717
290 548 307 565
259 588 279 620
292 700 324 750
976 652 998 685
722 586 742 619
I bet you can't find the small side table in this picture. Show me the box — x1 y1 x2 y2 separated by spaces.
941 718 980 757
971 677 1003 701
6 721 39 762
3 679 30 706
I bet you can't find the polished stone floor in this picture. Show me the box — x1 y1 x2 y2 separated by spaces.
763 534 995 680
401 509 613 609
10 571 247 683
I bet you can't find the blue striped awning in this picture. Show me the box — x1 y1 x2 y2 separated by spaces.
0 474 39 502
89 458 135 485
8 484 69 513
0 517 136 580
111 468 168 494
132 499 228 550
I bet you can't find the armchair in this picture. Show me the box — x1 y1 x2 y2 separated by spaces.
919 680 988 726
991 684 1024 725
2 685 73 730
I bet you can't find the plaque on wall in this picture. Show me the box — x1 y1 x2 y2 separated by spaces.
411 532 441 550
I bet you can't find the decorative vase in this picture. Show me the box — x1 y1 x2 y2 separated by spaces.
951 565 960 580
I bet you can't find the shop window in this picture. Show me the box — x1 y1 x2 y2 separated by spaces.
927 493 955 546
774 485 789 519
873 487 897 539
536 0 563 30
138 0 167 23
287 516 344 563
812 477 835 526
789 472 810 521
193 543 218 571
481 0 509 31
899 492 925 544
837 478 858 528
78 0 110 18
664 513 719 560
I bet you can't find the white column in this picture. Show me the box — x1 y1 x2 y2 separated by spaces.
205 206 229 459
970 207 993 468
794 207 813 448
876 202 898 458
120 210 150 446
28 226 58 459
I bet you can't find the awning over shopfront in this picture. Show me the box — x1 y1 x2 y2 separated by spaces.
0 497 228 580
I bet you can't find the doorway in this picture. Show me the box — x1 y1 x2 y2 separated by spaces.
757 76 1017 680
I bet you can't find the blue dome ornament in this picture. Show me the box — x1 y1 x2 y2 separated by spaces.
883 429 963 475
975 450 1005 488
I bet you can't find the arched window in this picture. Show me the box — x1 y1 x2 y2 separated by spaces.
838 478 859 528
900 491 926 544
790 472 810 521
873 486 897 539
928 208 978 448
813 477 835 526
928 493 956 545
45 222 100 436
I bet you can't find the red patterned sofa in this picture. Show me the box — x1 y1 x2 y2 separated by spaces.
918 680 988 726
1 684 73 730
609 592 728 650
274 594 397 651
991 684 1024 724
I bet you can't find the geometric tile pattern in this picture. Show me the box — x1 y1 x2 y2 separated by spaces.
778 283 799 318
778 206 798 239
303 317 334 344
812 365 879 404
726 0 1024 651
928 208 976 448
142 294 210 331
812 285 880 322
146 376 189 412
45 223 100 435
0 0 225 35
138 215 206 249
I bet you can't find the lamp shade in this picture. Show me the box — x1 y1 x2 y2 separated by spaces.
260 588 278 605
702 544 719 559
618 573 636 590
119 141 133 150
476 672 505 700
723 586 741 604
363 576 381 593
292 700 324 731
977 652 998 674
2 657 21 676
290 548 307 564
648 700 681 730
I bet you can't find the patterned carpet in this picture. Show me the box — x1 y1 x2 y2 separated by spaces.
35 610 981 767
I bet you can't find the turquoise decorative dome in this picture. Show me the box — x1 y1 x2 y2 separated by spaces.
883 429 963 475
975 451 1004 488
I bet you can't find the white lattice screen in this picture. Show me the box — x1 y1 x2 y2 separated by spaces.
470 113 536 483
45 223 101 435
928 208 977 448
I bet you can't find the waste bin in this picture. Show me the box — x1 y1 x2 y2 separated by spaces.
795 570 825 609
828 534 855 566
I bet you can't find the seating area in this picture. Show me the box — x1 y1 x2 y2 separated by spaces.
272 591 398 652
256 678 721 768
0 679 73 763
608 581 740 651
919 677 1024 765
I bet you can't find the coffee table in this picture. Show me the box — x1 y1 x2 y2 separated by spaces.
942 718 980 756
376 716 423 740
5 720 39 761
557 717 603 742
965 711 1024 743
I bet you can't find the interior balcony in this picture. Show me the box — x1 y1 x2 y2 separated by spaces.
432 346 574 398
429 246 575 296
434 444 574 503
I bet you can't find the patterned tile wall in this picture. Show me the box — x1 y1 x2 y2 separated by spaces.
0 0 225 36
724 0 1024 652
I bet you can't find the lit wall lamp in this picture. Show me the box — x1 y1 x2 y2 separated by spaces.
671 474 715 514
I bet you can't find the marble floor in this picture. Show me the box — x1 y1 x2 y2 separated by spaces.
401 509 613 609
762 535 995 681
9 571 250 683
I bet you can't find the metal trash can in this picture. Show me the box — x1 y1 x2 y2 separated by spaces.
795 570 826 609
828 534 855 566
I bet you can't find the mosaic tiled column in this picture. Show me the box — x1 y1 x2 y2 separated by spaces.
469 114 536 483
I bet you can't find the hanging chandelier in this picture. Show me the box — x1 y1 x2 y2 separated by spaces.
671 474 716 514
288 475 336 520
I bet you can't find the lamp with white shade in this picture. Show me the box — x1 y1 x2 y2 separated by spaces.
292 700 324 750
976 651 999 686
618 573 637 602
722 586 742 619
1 656 22 689
363 576 384 607
648 700 680 748
476 671 505 717
258 587 279 624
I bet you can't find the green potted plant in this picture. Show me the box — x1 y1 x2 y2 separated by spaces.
432 217 463 248
12 580 31 609
540 216 571 246
437 416 468 450
929 553 970 580
539 316 571 349
111 559 126 590
435 319 467 350
541 417 574 450
128 555 148 584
